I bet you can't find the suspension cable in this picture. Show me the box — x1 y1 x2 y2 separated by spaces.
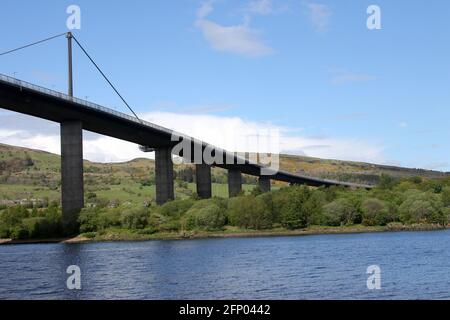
0 32 142 123
0 32 67 57
71 35 141 122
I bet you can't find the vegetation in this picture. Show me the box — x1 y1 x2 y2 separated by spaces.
2 173 450 241
1 143 450 241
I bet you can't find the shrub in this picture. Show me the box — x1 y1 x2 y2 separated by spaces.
361 198 389 226
10 226 29 240
228 195 273 230
79 208 100 233
322 198 358 226
183 198 227 231
21 217 52 238
82 232 97 239
441 187 450 207
120 207 149 229
279 186 315 230
157 199 195 218
398 191 446 225
0 206 30 227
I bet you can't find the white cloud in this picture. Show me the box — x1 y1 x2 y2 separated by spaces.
398 122 408 128
246 0 274 15
195 19 274 57
0 111 386 165
304 2 332 32
329 68 377 85
195 1 274 57
196 0 215 19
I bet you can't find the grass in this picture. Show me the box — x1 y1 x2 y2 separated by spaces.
0 181 261 204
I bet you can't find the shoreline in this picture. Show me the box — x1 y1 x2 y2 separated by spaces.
0 224 447 245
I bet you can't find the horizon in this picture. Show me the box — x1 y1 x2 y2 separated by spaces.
1 141 449 174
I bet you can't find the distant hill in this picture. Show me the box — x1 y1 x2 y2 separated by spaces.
0 143 448 205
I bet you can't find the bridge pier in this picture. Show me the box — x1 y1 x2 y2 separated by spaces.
196 164 212 199
258 176 271 193
60 120 84 234
228 169 242 197
155 147 174 205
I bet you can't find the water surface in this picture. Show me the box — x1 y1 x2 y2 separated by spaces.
1 230 450 299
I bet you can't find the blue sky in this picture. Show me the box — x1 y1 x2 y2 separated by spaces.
0 0 449 170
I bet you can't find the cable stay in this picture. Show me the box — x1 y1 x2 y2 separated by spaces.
71 35 141 122
0 32 67 57
0 32 142 123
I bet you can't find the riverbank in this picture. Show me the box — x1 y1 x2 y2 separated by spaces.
0 223 446 245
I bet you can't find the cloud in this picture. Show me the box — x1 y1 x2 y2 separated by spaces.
329 69 377 85
195 1 274 57
246 0 274 15
0 110 386 165
398 122 408 128
195 19 274 57
196 0 215 19
304 2 332 32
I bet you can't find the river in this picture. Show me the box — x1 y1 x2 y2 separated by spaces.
1 230 450 299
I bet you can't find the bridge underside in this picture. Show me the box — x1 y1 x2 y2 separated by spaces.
0 77 371 233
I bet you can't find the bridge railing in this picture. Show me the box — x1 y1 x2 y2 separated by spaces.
0 73 174 135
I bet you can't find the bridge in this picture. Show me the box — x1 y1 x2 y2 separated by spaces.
0 32 372 233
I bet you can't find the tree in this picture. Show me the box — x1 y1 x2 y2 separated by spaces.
322 198 358 226
361 198 390 226
441 187 450 207
280 186 313 230
183 198 227 231
398 191 446 225
227 195 273 230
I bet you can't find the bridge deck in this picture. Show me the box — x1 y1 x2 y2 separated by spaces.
0 74 372 189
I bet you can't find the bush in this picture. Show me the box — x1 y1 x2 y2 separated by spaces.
398 191 446 225
79 208 100 233
183 198 227 231
82 232 97 239
361 198 389 226
0 206 30 227
21 217 52 238
0 224 10 238
228 195 274 230
157 199 195 218
280 186 314 229
10 226 29 240
442 187 450 207
322 198 358 226
120 207 150 229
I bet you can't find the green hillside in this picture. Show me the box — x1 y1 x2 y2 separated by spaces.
0 143 448 207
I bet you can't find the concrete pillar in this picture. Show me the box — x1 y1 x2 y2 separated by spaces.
228 168 242 197
155 147 174 205
196 164 212 199
60 120 84 234
258 176 271 193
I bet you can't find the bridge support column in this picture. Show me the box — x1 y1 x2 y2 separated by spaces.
196 164 212 199
61 120 84 234
155 147 174 205
228 169 242 197
258 176 271 193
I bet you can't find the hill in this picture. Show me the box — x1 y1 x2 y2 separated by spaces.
0 143 448 206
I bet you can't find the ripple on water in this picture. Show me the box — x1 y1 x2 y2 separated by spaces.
1 230 450 299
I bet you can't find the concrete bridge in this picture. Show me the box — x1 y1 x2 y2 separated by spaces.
0 73 371 232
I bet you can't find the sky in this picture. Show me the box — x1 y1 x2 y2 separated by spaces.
0 0 449 170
